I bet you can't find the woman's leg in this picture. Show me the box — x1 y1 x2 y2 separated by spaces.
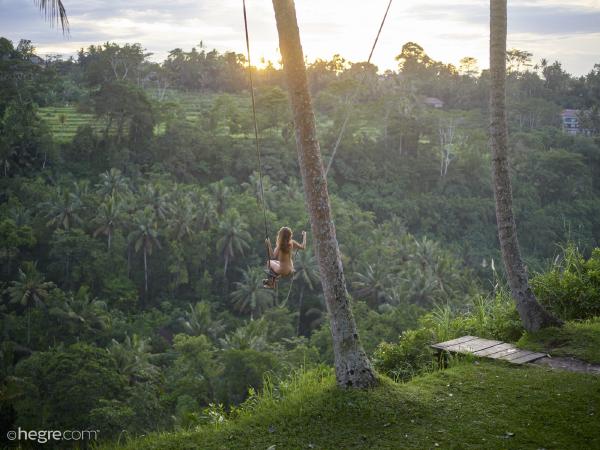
268 260 282 275
264 260 281 288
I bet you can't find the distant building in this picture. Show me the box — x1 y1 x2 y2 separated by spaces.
28 54 45 66
560 109 590 135
423 97 444 109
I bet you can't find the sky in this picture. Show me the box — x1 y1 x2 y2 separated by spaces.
1 0 599 75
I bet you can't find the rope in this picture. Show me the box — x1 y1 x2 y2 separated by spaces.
324 0 393 177
242 0 269 241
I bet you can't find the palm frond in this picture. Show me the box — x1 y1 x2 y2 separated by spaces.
35 0 70 34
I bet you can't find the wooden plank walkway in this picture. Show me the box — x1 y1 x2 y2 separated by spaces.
431 335 547 364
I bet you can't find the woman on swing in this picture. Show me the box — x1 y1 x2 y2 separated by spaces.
263 227 307 289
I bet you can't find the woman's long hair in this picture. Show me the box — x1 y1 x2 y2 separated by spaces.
276 227 292 254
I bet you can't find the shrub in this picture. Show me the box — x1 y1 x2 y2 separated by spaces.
372 328 437 382
531 244 600 320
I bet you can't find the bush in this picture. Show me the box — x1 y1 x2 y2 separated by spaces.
373 328 437 382
531 244 600 320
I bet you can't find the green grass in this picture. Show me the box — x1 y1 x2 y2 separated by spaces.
517 317 600 364
99 359 600 450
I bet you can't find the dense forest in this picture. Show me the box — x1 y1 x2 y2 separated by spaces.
1 34 600 445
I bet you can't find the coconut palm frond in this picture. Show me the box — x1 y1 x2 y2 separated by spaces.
35 0 70 34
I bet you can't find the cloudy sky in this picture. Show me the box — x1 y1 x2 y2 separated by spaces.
1 0 599 75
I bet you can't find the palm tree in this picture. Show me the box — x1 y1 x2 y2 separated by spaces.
139 183 169 222
273 0 376 387
489 0 561 331
42 185 82 231
35 0 69 33
180 301 225 340
231 267 274 320
210 180 230 216
193 192 217 230
218 318 269 351
293 248 319 335
128 207 161 304
107 334 160 385
93 196 122 249
5 262 55 344
167 193 197 241
353 264 389 308
216 210 251 276
49 286 108 334
96 168 129 199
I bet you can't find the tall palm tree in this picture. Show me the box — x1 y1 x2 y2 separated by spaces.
230 266 274 320
167 193 197 241
489 0 561 331
128 207 161 304
216 210 251 276
6 262 55 344
96 168 129 199
42 185 82 231
209 180 230 216
193 191 217 230
93 195 122 249
139 184 168 222
272 0 376 387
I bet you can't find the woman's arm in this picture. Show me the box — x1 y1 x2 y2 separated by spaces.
293 231 307 250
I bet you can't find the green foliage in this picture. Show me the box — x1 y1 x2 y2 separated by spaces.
2 35 600 447
531 244 600 320
12 342 127 430
218 349 280 406
517 317 600 364
373 328 438 382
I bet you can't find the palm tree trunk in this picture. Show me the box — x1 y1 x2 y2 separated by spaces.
297 283 305 336
489 0 561 331
143 247 148 306
272 0 377 388
27 306 31 345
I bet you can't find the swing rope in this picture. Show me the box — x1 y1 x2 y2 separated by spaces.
242 0 270 243
324 0 393 177
242 0 284 297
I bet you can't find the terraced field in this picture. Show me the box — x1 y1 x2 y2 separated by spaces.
38 106 101 142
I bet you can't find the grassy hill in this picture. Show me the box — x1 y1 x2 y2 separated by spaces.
99 356 600 450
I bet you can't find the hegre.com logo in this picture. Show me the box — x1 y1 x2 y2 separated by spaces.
6 427 100 444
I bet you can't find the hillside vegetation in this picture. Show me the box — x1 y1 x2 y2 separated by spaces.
1 36 599 448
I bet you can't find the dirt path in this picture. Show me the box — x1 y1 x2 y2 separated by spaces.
532 356 600 375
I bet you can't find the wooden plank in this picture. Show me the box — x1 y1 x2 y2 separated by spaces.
498 349 536 361
431 335 478 350
510 352 547 364
487 347 523 360
444 339 504 354
431 335 548 365
473 342 514 357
